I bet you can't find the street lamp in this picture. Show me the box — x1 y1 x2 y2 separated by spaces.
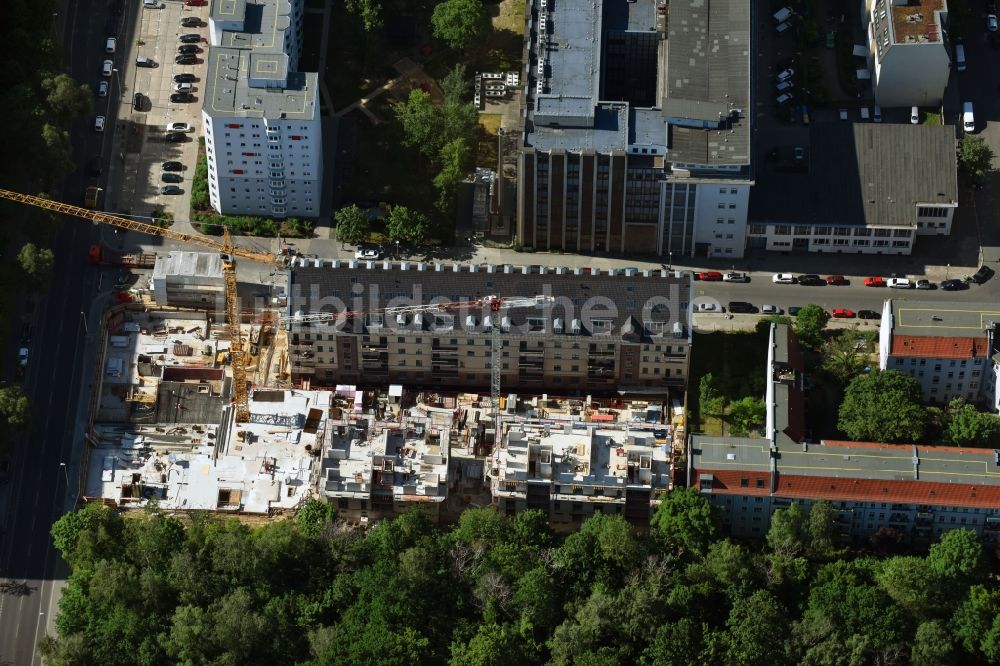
59 462 69 486
668 251 673 271
79 311 89 335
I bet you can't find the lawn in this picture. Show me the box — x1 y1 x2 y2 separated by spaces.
476 114 502 168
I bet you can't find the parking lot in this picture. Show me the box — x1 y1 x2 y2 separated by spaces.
107 0 210 223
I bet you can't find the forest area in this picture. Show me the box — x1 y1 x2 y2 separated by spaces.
39 492 1000 666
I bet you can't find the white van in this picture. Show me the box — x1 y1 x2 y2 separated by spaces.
955 44 966 71
963 102 975 133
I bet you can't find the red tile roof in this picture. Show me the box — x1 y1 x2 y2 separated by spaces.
822 440 996 456
890 335 987 359
773 474 1000 509
691 469 772 496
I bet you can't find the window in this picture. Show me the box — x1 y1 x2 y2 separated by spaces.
590 319 613 334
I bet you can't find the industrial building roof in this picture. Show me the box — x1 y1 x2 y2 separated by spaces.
287 262 692 339
750 124 957 227
152 251 224 281
203 0 318 121
888 300 1000 340
663 0 751 166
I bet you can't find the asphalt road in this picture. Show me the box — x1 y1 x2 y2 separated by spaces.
0 0 124 661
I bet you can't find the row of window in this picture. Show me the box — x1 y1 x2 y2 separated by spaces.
751 224 912 238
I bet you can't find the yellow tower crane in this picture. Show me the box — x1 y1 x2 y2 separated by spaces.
0 188 284 423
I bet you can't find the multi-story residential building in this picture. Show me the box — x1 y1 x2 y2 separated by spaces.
865 0 951 107
488 422 672 524
689 324 1000 546
878 299 1000 410
286 261 692 394
320 420 450 521
202 0 322 218
517 0 751 258
749 124 956 255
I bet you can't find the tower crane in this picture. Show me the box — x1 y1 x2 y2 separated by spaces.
281 295 554 435
0 188 286 423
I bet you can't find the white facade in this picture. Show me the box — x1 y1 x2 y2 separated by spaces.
658 180 750 259
867 0 951 108
201 0 322 219
748 221 916 254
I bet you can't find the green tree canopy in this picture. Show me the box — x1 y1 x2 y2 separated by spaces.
334 204 371 247
385 205 431 245
945 398 1000 447
698 372 725 417
41 73 92 121
911 620 955 666
0 385 31 430
650 487 717 557
822 331 875 385
958 135 994 180
433 136 474 212
724 590 790 666
18 242 55 289
838 370 927 443
727 396 765 436
431 0 490 50
792 304 829 349
345 0 383 32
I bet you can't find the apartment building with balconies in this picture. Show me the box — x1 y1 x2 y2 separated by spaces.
286 261 692 395
202 0 322 218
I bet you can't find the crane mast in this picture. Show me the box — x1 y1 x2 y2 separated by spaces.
0 188 281 424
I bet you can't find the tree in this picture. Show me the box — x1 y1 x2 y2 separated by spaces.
838 370 927 443
822 331 873 385
945 398 1000 447
345 0 383 32
41 123 74 180
958 135 994 181
395 89 445 156
911 620 955 666
951 585 1000 657
451 622 531 666
727 396 765 436
0 385 31 429
431 0 490 51
297 499 335 537
724 590 790 666
41 73 92 121
926 528 986 589
334 204 371 247
433 137 473 212
18 242 55 288
807 500 838 559
698 372 725 417
876 556 942 618
440 64 470 104
385 205 431 245
766 503 808 558
793 304 829 349
650 487 717 557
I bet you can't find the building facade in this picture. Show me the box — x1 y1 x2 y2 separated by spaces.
202 0 322 218
151 251 224 308
865 0 951 108
879 299 1000 410
517 0 752 258
286 262 692 395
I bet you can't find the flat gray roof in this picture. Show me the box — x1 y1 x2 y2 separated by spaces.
663 0 750 166
750 123 957 227
203 0 319 121
889 299 1000 339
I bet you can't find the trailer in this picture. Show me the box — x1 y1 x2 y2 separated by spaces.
88 244 156 268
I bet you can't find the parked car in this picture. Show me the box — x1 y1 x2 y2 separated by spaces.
772 273 797 284
173 73 197 83
697 271 723 281
161 172 183 183
776 80 794 92
160 185 183 194
173 82 194 92
793 146 805 161
178 33 202 43
858 310 881 320
887 277 913 289
135 55 156 67
761 305 782 315
696 302 720 312
20 324 32 346
94 115 106 132
164 131 187 142
832 308 855 318
727 301 756 313
970 265 995 284
170 92 194 103
175 54 197 64
788 306 802 316
177 44 201 54
940 279 967 291
161 161 183 171
723 272 748 282
911 106 919 124
915 279 934 290
864 276 885 287
797 274 825 286
826 275 846 285
776 93 794 105
180 16 202 27
105 37 117 53
165 122 192 132
143 0 165 7
354 247 380 260
988 14 998 31
96 80 109 96
102 59 113 77
133 92 144 111
185 0 207 5
777 68 795 81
